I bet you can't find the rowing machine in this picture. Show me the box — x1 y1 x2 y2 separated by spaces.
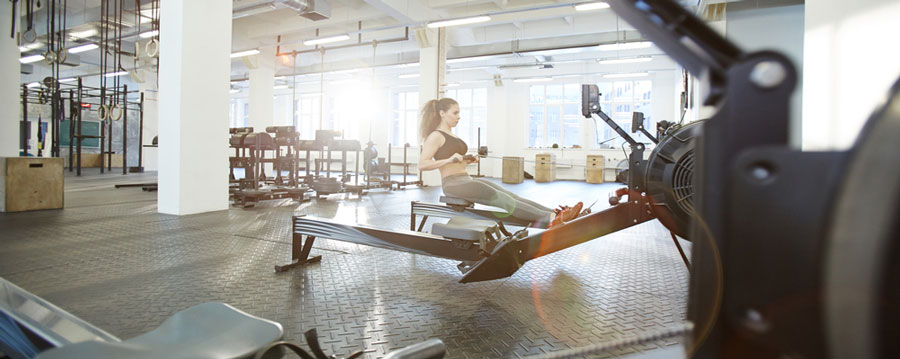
410 195 540 232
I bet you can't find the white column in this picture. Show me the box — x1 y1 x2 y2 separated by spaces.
248 55 275 132
158 0 231 215
803 0 900 150
0 5 20 157
417 27 446 186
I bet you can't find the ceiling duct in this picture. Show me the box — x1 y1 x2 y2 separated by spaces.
276 0 331 21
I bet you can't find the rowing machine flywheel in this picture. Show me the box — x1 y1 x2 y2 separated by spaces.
643 121 702 239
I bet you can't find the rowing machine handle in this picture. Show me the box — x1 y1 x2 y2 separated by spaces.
383 339 446 359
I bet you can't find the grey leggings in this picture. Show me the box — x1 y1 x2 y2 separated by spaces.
442 174 553 225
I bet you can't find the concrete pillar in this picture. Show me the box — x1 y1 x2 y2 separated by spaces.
248 55 275 131
417 27 446 187
139 69 159 171
158 0 231 215
803 0 900 150
0 5 20 157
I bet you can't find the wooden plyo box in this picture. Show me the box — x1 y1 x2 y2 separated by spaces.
68 153 124 168
502 156 524 184
586 154 605 184
535 153 556 183
0 157 64 212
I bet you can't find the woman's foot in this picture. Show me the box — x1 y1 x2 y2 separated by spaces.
547 202 583 228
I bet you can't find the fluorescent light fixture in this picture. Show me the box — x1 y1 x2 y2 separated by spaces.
19 55 44 64
26 82 41 88
398 63 420 68
230 49 260 58
597 56 653 64
68 43 99 54
447 66 494 72
139 30 159 39
597 41 653 51
303 34 350 46
69 29 98 39
59 78 77 83
513 77 552 83
273 85 288 90
398 74 420 79
230 89 240 94
602 72 649 78
326 69 359 75
575 2 610 11
104 71 130 78
19 46 28 52
446 55 499 64
445 83 460 87
427 16 491 29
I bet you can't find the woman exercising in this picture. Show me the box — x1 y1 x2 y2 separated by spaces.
418 98 582 228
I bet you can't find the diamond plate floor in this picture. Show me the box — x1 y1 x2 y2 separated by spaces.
0 169 690 358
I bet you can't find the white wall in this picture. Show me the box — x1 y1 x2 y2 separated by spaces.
726 4 805 147
803 0 900 150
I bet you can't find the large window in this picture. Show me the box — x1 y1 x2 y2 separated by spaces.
294 94 321 139
595 80 653 148
445 88 487 148
391 91 419 146
528 84 581 148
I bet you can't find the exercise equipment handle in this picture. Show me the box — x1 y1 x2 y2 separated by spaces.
383 339 446 359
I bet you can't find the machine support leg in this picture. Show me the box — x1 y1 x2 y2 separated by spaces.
275 234 323 272
670 232 691 272
416 215 429 232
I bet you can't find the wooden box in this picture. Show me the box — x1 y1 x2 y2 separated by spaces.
586 154 605 184
0 157 64 212
66 153 124 168
502 157 524 184
535 153 556 183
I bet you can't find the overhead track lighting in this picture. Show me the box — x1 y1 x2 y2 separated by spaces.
427 16 491 29
303 34 350 46
59 78 77 83
69 29 98 39
68 43 99 54
574 2 610 11
26 82 41 88
597 56 652 64
602 72 649 78
139 30 159 39
19 55 45 64
597 41 653 51
230 49 260 58
513 77 553 83
104 71 130 78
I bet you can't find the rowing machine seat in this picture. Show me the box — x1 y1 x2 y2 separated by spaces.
431 216 499 241
35 302 283 359
439 196 474 208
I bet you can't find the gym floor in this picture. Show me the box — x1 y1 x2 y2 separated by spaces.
0 170 690 358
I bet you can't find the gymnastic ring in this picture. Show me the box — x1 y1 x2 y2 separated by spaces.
145 39 159 58
42 50 57 65
56 48 68 64
110 104 123 121
23 28 37 43
98 104 110 121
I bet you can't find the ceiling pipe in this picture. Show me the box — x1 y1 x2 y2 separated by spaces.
275 27 409 57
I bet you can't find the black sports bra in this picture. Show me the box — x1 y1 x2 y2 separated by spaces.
433 130 468 160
